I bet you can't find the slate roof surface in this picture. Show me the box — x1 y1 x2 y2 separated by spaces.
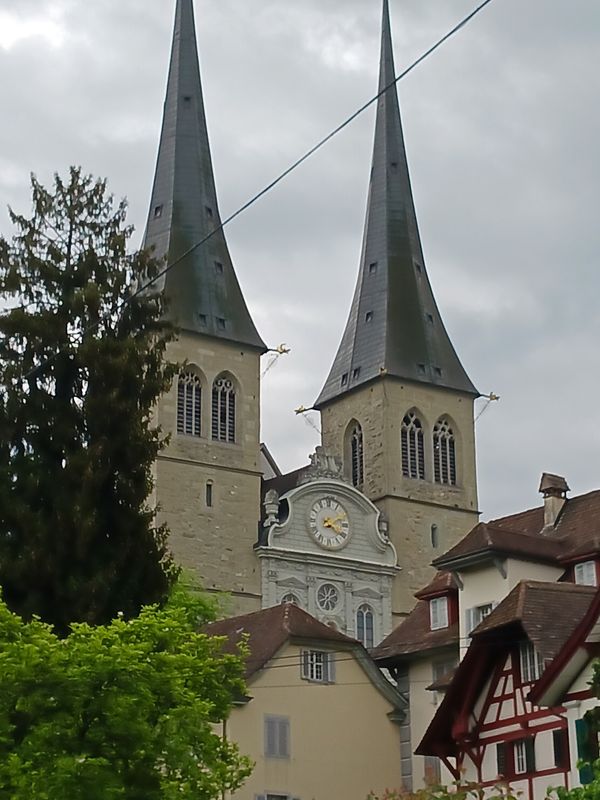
472 580 596 662
143 0 265 350
372 600 458 663
205 603 355 679
315 0 476 409
434 489 600 568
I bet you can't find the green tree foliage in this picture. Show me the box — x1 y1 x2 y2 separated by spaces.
367 782 520 800
0 585 252 799
0 168 178 631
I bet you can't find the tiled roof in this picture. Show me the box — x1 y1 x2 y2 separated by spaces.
434 489 600 569
206 603 355 678
414 571 458 599
372 600 458 663
472 580 595 661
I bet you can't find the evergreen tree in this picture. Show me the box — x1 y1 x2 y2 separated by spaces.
0 168 178 631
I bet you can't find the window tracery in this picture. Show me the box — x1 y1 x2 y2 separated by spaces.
212 375 236 442
401 412 425 479
177 371 202 436
433 418 456 485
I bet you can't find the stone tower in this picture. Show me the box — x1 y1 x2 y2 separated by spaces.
144 0 266 613
315 0 479 621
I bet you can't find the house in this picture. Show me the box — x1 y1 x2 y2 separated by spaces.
206 603 406 800
374 474 600 797
417 581 596 797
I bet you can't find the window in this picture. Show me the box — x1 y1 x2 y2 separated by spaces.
365 311 373 323
465 603 494 633
348 422 364 488
433 418 456 485
212 375 235 442
424 756 441 785
369 262 378 274
281 593 299 606
431 658 457 705
575 561 597 586
553 728 569 769
264 716 290 759
519 641 544 683
153 204 163 219
352 367 361 380
214 261 224 275
341 373 348 387
316 583 339 612
431 523 439 549
177 371 202 436
356 604 374 648
205 482 213 508
496 742 507 777
401 412 425 479
514 738 535 775
429 597 448 630
301 650 334 683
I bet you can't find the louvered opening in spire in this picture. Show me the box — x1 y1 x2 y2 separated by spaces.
143 0 265 352
315 0 476 408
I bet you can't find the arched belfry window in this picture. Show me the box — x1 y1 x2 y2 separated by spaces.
356 604 374 648
177 371 202 436
401 411 425 479
433 418 456 485
348 422 364 488
212 374 236 443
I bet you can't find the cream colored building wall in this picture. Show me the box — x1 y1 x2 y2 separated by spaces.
320 379 479 618
458 560 563 656
155 332 262 614
408 656 456 790
227 641 402 800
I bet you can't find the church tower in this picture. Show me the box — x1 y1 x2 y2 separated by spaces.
144 0 266 613
315 0 479 621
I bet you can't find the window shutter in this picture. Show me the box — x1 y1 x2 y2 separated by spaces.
576 718 596 784
496 742 507 776
553 729 568 769
265 717 276 757
301 650 309 680
525 737 536 773
278 718 290 758
326 653 336 683
466 608 475 634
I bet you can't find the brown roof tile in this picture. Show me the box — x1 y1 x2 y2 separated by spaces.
205 603 355 678
372 600 458 663
435 489 600 569
414 571 458 599
472 580 596 661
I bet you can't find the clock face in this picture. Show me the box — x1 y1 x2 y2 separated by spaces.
308 496 350 550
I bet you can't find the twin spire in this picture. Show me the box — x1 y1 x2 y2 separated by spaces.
315 0 476 406
145 0 475 398
143 0 265 351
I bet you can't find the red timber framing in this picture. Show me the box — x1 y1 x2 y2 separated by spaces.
418 632 572 800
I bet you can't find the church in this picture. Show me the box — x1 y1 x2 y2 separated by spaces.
145 0 480 647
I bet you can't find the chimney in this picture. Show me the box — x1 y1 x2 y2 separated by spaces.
539 472 569 531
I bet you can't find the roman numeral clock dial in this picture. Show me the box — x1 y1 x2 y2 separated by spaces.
308 497 350 550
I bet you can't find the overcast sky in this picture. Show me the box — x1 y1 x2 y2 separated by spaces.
0 0 598 520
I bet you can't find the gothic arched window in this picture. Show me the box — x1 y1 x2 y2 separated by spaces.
401 411 425 479
212 374 236 443
356 604 374 648
281 593 299 606
348 422 364 488
177 371 202 436
433 418 456 485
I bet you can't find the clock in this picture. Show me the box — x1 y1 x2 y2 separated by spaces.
308 496 350 550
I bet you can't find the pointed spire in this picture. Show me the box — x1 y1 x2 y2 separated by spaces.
143 0 265 351
315 0 476 408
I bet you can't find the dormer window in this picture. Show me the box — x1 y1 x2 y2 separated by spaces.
574 560 597 586
519 641 544 684
429 597 448 630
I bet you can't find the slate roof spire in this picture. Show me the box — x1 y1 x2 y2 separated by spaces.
315 0 476 408
143 0 266 351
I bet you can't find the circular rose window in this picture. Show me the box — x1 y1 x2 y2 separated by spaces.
317 583 339 612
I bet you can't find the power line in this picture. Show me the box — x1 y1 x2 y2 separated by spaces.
11 0 497 383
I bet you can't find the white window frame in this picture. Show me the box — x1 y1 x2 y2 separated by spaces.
519 641 544 683
514 739 527 774
574 560 597 586
429 597 449 630
264 716 290 759
301 650 334 683
465 602 495 634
